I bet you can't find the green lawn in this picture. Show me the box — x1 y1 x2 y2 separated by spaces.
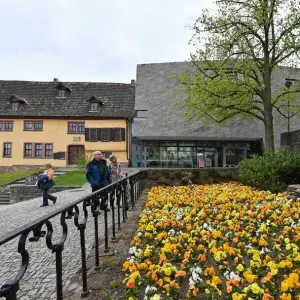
0 169 41 185
54 171 86 186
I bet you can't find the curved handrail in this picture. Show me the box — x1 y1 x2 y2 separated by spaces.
0 170 143 246
0 170 148 300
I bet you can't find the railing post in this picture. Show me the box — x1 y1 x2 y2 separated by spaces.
73 203 89 297
103 192 110 253
116 186 121 230
45 214 68 300
124 179 129 219
91 195 100 271
79 224 89 297
122 182 127 221
54 245 64 300
5 288 17 300
130 179 135 209
110 189 116 242
134 180 137 203
139 177 141 198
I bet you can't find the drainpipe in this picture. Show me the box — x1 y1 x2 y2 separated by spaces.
128 111 136 167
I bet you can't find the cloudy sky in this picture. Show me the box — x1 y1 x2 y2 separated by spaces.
0 0 215 83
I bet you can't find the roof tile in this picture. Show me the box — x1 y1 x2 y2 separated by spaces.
0 80 135 118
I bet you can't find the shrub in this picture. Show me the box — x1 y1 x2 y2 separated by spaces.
238 147 300 192
75 153 93 171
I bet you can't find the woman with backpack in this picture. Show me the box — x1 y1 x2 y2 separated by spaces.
38 163 57 207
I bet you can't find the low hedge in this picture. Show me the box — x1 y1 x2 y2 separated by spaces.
238 148 300 193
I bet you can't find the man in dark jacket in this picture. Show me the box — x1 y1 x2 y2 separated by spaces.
86 151 111 192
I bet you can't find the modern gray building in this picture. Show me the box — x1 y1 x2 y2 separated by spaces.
131 62 300 168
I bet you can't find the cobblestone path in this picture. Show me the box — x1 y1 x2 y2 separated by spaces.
0 182 126 300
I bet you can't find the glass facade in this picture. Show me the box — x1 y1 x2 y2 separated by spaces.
131 139 262 168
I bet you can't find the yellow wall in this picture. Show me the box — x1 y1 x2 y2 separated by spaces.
0 118 128 167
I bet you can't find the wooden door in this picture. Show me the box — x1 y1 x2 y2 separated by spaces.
68 145 85 165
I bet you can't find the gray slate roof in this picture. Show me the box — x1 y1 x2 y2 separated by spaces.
0 80 135 118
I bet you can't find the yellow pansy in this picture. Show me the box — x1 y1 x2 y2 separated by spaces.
280 293 292 300
232 292 246 300
243 270 257 283
281 280 289 292
237 264 244 272
250 283 264 294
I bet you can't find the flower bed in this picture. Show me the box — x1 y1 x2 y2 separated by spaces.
123 183 300 300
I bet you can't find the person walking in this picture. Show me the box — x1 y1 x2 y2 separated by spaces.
108 154 123 183
86 151 111 191
38 163 57 207
108 154 127 208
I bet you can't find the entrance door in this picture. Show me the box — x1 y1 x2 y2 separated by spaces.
68 145 85 165
197 148 218 167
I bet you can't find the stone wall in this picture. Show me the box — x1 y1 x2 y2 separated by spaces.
147 168 238 186
0 165 42 174
9 185 80 204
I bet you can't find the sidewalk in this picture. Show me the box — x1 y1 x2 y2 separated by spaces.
0 184 91 234
0 183 114 300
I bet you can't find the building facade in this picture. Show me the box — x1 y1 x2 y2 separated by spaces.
131 62 300 168
0 79 134 167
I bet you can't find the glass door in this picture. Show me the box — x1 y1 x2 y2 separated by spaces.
197 148 218 167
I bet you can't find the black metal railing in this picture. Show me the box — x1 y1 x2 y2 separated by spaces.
0 170 148 300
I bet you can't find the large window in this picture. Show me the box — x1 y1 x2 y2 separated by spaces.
0 121 13 131
77 122 85 134
24 121 43 131
112 128 121 141
225 149 245 166
132 140 255 168
24 143 53 158
68 122 85 134
34 121 43 131
84 128 126 142
89 128 97 141
24 143 33 157
101 128 110 141
3 143 12 157
35 144 43 157
45 144 53 158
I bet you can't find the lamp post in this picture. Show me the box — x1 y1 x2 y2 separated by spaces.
285 79 293 145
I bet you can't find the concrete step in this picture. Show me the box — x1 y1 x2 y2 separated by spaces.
0 198 10 202
13 181 26 185
0 193 10 197
0 199 10 204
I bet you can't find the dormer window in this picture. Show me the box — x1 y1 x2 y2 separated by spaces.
8 95 28 111
90 102 99 111
58 89 66 98
11 102 19 111
87 96 103 112
55 82 72 98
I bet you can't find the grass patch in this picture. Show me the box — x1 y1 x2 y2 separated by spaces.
54 171 86 186
0 169 40 185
